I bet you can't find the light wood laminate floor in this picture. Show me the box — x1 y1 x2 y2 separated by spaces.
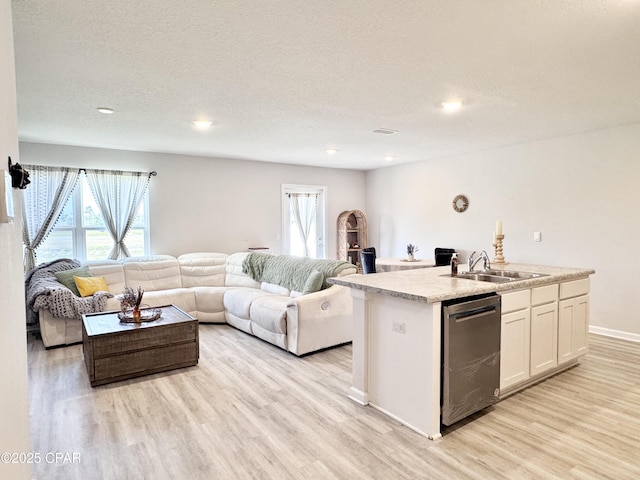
28 326 640 480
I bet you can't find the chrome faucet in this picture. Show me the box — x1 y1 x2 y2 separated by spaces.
468 250 491 272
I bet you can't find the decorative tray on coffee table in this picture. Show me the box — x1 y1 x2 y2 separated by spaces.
118 308 162 323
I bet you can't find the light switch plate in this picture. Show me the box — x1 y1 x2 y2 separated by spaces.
533 231 542 242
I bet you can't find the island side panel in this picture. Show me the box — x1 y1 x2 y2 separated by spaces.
349 288 370 405
367 294 442 439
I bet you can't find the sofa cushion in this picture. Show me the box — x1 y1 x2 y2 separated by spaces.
138 288 197 318
191 286 228 322
123 255 182 291
250 295 289 335
261 282 291 296
74 276 109 297
225 252 261 288
223 287 271 319
337 266 358 276
251 323 287 350
178 252 228 287
103 296 122 312
55 266 92 296
86 261 126 293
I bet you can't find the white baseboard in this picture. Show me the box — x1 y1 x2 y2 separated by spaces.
589 325 640 343
368 402 441 440
348 387 369 406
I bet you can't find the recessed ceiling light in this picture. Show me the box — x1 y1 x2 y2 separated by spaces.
384 155 395 162
373 128 398 135
326 148 338 155
193 120 212 129
441 100 463 113
97 107 114 114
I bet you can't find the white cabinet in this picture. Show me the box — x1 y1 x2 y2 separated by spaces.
500 277 589 394
558 294 589 364
530 302 558 376
530 284 558 377
500 308 531 389
558 278 589 364
500 289 530 390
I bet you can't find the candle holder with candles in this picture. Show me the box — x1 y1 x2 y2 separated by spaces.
493 234 507 264
493 219 507 264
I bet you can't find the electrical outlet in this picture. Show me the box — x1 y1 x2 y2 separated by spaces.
534 231 542 242
392 322 406 334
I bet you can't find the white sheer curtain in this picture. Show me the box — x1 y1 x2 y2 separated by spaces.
289 193 319 257
22 165 80 272
84 169 152 260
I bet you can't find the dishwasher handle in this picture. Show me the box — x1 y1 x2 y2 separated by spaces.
443 294 501 319
448 304 499 322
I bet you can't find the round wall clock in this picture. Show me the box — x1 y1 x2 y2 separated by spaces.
452 194 469 213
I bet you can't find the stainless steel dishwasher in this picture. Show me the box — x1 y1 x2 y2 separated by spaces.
441 293 501 426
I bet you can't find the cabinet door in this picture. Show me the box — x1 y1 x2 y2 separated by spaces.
530 303 558 376
558 295 589 364
573 295 589 357
500 308 531 390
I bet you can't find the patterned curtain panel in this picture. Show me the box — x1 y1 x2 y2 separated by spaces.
288 193 319 257
21 165 80 272
84 169 152 260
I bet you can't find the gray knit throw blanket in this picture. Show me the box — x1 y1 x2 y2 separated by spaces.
25 259 113 320
242 253 352 292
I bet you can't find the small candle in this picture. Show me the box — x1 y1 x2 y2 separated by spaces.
496 220 502 235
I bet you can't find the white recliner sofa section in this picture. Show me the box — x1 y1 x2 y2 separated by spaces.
37 252 357 355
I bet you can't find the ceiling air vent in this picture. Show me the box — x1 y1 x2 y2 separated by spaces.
372 128 398 135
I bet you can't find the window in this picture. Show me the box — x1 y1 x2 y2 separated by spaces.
282 184 326 258
35 176 149 263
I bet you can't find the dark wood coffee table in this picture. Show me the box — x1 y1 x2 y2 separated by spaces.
82 305 199 387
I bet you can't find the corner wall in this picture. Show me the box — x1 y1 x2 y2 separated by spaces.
0 1 32 479
365 123 640 338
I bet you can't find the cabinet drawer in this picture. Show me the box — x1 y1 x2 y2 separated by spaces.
531 284 558 306
92 323 197 357
559 278 590 300
501 289 530 314
92 341 198 386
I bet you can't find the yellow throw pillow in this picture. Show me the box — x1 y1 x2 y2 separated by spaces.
74 276 109 297
54 266 92 296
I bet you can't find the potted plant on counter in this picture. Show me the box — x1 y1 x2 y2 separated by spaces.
406 243 419 262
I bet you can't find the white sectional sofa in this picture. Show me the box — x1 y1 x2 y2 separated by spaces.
34 252 357 355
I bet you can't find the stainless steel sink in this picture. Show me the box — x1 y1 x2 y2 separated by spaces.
454 273 515 283
442 269 548 283
483 269 548 280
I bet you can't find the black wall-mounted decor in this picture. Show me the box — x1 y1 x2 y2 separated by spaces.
8 156 30 189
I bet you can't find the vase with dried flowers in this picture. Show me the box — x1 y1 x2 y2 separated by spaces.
406 243 419 262
120 286 145 321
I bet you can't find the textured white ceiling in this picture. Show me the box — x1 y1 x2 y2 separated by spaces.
11 0 640 170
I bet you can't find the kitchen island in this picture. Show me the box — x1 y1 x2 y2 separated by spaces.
329 263 595 439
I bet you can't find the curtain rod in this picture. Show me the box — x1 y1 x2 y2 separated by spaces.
77 168 157 178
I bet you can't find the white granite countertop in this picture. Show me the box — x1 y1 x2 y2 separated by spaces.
328 263 596 303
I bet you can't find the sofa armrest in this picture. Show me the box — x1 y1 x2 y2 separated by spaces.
286 285 353 355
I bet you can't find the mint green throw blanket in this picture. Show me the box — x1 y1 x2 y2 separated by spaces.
242 253 352 292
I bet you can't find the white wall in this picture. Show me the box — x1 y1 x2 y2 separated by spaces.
20 125 640 339
366 123 640 339
0 1 32 479
18 143 367 258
